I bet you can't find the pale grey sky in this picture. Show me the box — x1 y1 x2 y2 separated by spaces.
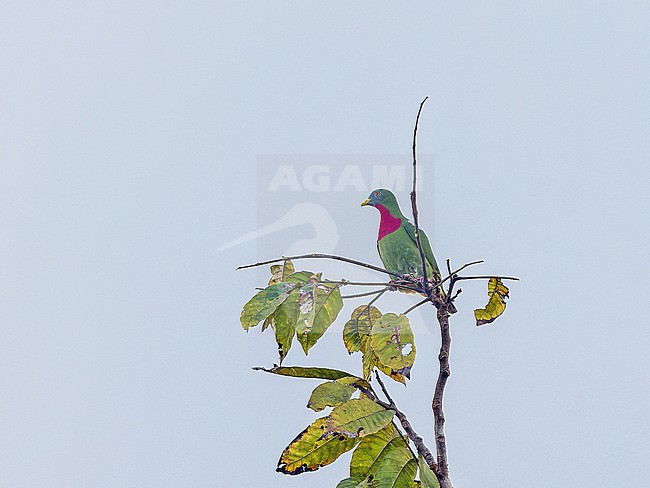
1 2 648 487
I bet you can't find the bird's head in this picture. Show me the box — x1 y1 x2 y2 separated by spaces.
361 188 399 209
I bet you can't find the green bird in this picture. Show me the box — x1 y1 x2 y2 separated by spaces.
361 188 457 313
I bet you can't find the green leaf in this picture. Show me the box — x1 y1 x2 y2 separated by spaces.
296 278 343 354
272 289 300 363
337 477 377 488
268 259 295 285
362 348 377 381
307 379 358 412
253 365 359 381
418 455 439 488
375 450 418 488
277 417 359 475
344 305 382 354
341 305 388 382
362 349 407 385
370 313 416 380
285 270 314 284
325 398 394 438
240 282 296 330
474 277 510 326
351 423 405 479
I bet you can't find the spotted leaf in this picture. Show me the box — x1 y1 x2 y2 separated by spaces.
370 314 416 381
277 417 359 475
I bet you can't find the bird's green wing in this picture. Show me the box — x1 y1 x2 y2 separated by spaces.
403 220 441 279
377 240 385 269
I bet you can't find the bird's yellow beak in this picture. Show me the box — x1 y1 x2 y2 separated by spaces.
360 198 371 207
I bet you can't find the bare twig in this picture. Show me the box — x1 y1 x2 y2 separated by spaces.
324 279 420 293
448 274 518 299
436 260 484 288
410 96 431 295
237 253 406 279
372 373 418 461
403 298 429 315
356 288 388 326
406 98 454 488
323 280 393 286
453 275 519 282
341 288 388 299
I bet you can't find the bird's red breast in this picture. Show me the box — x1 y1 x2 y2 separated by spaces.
375 204 402 241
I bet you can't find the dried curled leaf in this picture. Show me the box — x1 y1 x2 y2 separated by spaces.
268 259 295 285
474 277 510 326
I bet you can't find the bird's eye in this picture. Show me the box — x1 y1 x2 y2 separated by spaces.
374 191 380 197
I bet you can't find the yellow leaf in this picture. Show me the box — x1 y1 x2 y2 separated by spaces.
370 314 416 380
474 277 509 326
268 259 295 285
344 305 382 354
277 417 359 475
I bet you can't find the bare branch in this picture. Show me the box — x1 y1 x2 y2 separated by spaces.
237 253 406 278
323 280 393 286
341 288 388 299
450 288 462 301
403 298 428 315
356 288 388 324
410 96 431 295
453 275 520 282
448 273 518 300
436 260 484 288
433 307 452 484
